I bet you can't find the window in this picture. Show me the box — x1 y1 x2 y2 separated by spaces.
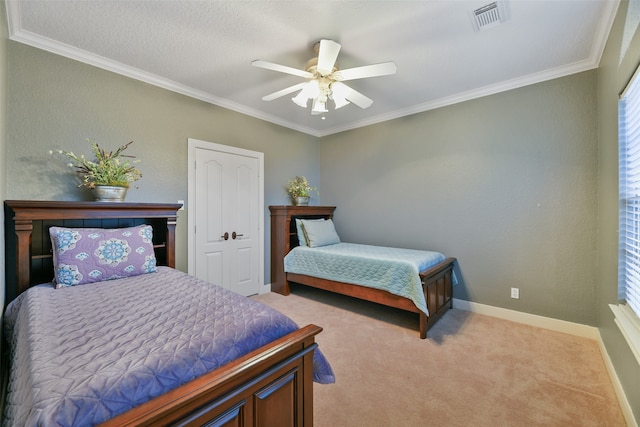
614 65 640 365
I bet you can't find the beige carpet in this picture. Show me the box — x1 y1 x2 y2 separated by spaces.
252 285 626 427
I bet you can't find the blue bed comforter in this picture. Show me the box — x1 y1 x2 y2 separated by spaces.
285 242 450 315
2 267 334 427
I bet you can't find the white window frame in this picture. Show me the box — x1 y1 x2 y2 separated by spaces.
614 64 640 366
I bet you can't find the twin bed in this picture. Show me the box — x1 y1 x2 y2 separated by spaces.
269 206 456 339
2 200 334 427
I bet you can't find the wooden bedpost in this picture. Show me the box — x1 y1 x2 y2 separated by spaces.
165 217 177 269
13 219 34 297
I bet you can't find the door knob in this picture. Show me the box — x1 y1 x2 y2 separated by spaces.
232 232 244 240
221 232 229 240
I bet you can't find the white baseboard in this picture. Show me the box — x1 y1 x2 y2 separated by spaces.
452 298 637 427
452 298 598 339
596 330 639 427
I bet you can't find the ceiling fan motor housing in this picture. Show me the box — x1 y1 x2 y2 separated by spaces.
305 57 338 77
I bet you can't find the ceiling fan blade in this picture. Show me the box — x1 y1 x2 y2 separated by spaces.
332 82 373 109
262 82 308 101
252 60 313 79
334 62 397 81
316 39 341 76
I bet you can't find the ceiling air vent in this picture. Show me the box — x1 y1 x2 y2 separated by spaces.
472 1 509 31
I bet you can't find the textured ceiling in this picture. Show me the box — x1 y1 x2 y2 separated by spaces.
6 0 619 137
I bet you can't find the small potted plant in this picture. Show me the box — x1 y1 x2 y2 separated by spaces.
52 139 142 202
287 176 318 206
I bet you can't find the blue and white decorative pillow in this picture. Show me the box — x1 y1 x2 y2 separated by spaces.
49 224 157 288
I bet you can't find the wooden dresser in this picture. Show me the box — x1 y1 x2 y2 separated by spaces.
269 205 336 294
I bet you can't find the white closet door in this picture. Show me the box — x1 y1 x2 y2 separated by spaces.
188 139 263 296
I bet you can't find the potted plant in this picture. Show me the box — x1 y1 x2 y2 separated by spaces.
52 139 142 202
287 176 318 206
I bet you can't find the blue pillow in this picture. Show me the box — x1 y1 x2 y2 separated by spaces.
295 218 324 246
301 219 341 248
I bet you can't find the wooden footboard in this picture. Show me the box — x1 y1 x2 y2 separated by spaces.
418 257 455 338
287 257 456 339
101 324 321 426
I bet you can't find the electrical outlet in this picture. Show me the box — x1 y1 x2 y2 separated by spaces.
511 287 520 299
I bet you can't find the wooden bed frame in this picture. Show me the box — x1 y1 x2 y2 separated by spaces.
4 200 322 426
270 205 456 339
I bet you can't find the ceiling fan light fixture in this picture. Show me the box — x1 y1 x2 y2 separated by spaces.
292 92 309 108
305 80 321 98
292 80 321 108
312 98 328 114
330 82 350 109
333 96 350 109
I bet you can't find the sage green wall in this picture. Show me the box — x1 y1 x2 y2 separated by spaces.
5 41 320 279
319 71 598 325
597 0 640 418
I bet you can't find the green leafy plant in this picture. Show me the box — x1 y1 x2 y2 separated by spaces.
52 139 142 189
287 176 318 199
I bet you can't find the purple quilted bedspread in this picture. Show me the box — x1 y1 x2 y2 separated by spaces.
2 267 334 426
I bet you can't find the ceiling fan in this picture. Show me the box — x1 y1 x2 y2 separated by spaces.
252 39 397 115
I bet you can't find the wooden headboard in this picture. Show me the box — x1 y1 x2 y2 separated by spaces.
4 200 182 305
269 205 336 295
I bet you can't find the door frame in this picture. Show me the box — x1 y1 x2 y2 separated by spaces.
187 138 264 290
